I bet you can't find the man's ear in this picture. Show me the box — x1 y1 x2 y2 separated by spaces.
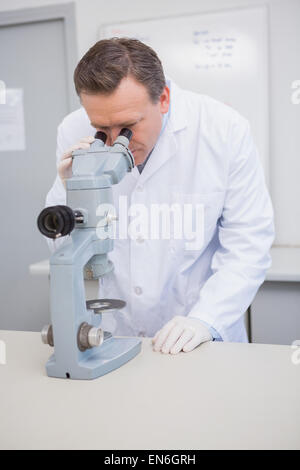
159 86 170 114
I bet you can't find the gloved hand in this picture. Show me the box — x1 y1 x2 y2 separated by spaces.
152 315 212 354
58 136 95 188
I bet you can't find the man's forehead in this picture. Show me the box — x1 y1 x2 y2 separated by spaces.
81 85 150 128
88 102 143 127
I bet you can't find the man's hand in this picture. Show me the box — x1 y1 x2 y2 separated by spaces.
152 315 212 354
58 136 95 188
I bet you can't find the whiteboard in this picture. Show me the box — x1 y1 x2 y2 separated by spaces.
100 6 269 182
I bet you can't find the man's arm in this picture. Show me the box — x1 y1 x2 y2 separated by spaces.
152 116 274 353
187 118 274 342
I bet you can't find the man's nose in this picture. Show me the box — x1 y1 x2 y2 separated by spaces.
106 128 121 146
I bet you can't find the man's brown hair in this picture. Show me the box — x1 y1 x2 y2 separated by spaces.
73 37 166 103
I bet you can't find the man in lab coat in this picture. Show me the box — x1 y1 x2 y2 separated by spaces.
45 38 274 353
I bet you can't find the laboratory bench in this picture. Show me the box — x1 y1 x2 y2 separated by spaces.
0 329 299 450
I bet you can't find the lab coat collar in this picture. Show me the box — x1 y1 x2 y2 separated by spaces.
132 79 187 184
167 78 188 133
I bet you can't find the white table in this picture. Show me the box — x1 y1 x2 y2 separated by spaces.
266 246 300 282
28 246 300 282
0 330 299 450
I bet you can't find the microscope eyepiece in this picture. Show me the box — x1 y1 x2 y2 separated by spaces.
37 205 75 239
94 131 107 144
119 128 133 141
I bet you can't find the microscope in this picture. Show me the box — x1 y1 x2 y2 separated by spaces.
37 129 141 380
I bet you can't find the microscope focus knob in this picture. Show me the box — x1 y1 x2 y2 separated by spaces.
88 327 104 348
106 213 118 224
78 323 104 352
41 324 54 347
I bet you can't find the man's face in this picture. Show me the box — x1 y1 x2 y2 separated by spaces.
80 75 170 166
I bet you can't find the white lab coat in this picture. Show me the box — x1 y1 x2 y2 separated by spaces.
45 80 274 342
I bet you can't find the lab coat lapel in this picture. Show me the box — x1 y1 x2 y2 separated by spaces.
137 80 187 186
137 126 177 185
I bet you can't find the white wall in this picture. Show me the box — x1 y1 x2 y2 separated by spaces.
1 0 299 247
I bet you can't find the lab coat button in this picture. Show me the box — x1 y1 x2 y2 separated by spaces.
136 185 143 192
136 235 144 243
134 286 143 295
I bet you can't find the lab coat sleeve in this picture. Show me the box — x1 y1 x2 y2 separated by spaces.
198 319 223 341
44 122 68 253
188 118 275 342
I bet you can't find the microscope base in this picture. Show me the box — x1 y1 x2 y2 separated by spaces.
45 336 142 380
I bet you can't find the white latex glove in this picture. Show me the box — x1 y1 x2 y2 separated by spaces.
58 136 95 188
152 315 212 354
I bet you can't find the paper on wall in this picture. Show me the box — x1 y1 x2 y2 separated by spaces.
0 88 26 151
